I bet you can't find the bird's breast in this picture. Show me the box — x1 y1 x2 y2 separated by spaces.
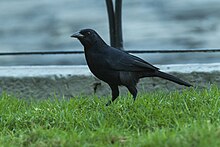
85 53 120 84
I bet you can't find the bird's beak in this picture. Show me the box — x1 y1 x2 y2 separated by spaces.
71 31 84 38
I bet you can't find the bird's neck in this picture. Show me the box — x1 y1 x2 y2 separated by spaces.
96 39 108 49
84 39 108 52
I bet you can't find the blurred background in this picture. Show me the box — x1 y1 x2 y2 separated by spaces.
0 0 220 65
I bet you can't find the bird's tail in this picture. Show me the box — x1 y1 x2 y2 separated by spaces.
156 71 192 87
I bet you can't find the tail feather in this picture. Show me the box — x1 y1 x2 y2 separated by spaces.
156 71 192 87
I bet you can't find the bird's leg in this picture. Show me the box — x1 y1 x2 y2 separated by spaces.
106 85 119 106
127 86 137 101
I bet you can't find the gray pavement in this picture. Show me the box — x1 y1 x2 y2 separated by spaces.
0 63 219 99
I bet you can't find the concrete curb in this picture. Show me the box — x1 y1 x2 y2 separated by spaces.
0 63 219 99
0 63 219 77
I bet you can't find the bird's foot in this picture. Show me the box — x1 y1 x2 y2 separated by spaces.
106 100 112 106
133 96 137 101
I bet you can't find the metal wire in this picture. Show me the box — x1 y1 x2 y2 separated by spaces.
0 48 220 56
128 48 220 53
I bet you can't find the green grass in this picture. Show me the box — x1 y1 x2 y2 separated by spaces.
0 85 220 147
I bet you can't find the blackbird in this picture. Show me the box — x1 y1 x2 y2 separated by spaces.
71 29 192 106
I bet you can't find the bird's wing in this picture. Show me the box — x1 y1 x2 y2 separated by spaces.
106 48 159 72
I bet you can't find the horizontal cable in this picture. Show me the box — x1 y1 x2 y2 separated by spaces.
0 51 83 56
0 48 220 56
128 48 220 53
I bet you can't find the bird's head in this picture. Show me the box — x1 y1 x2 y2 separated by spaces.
71 29 105 49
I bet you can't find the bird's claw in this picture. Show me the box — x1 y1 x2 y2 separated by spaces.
133 96 137 101
106 100 112 106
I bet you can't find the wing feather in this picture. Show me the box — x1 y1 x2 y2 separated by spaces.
105 48 159 72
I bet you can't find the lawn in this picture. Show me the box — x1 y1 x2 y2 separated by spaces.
0 85 220 147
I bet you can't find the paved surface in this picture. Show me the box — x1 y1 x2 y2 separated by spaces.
0 63 219 77
0 63 219 99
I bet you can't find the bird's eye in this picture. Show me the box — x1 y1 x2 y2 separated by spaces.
87 31 91 35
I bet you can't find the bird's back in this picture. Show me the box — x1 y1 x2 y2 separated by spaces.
84 44 158 85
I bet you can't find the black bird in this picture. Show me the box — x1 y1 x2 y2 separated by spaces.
71 29 192 106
